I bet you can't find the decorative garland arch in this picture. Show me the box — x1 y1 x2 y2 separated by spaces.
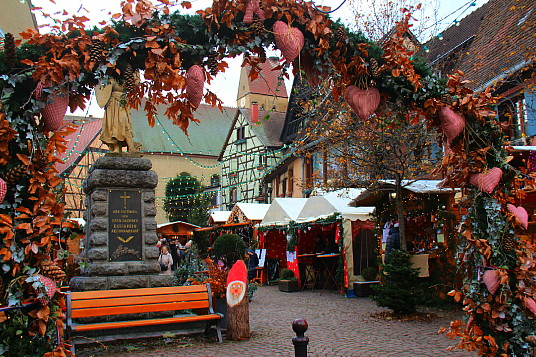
0 0 535 355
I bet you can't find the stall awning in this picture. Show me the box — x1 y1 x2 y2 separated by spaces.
296 189 374 223
258 198 308 227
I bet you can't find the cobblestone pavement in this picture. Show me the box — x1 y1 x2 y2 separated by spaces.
79 285 474 357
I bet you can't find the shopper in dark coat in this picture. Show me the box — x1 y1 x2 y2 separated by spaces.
385 222 400 263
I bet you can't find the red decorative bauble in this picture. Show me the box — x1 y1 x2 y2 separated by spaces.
0 178 6 204
470 167 502 194
186 65 205 109
41 92 69 132
483 269 500 295
438 106 465 145
36 274 57 306
273 21 304 63
507 204 529 229
344 86 381 120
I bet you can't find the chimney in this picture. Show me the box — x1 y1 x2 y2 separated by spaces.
251 101 259 123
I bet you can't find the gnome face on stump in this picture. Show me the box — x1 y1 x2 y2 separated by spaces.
226 260 247 307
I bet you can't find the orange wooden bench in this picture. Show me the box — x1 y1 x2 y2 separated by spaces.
66 283 222 353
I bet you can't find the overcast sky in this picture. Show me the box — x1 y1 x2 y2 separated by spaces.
30 0 488 115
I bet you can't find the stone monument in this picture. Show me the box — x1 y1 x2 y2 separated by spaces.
70 155 172 291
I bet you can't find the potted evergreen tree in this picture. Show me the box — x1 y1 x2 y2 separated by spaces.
278 268 299 292
371 250 422 314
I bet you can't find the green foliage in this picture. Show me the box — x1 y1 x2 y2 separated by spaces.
0 307 60 357
372 250 423 314
163 172 210 227
281 268 296 280
212 234 245 267
173 243 206 286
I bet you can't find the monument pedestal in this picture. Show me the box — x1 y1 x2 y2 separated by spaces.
70 155 173 291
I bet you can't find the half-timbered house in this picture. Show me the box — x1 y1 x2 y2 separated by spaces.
218 57 288 209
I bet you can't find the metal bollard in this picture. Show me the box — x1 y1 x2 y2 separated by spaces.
292 318 309 357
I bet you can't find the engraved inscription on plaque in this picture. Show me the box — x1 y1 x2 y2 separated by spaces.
108 189 142 261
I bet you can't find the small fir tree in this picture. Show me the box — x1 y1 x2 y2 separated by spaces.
372 250 422 314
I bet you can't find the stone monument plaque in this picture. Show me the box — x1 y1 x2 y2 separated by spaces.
108 189 142 261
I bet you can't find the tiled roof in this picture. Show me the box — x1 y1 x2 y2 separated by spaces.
131 103 235 156
423 2 490 65
56 117 102 175
246 57 288 98
457 0 535 89
240 107 286 147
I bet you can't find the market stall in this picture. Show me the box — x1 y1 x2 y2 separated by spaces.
295 190 375 290
257 198 308 283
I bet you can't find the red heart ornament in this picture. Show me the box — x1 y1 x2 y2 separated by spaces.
507 204 529 229
186 65 205 109
470 167 502 194
344 86 381 120
243 0 264 24
41 92 69 132
0 178 6 204
525 297 536 315
273 21 304 63
483 269 500 295
439 106 465 145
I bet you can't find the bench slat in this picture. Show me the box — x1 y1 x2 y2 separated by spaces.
71 292 209 309
71 313 221 332
70 285 208 300
71 300 210 318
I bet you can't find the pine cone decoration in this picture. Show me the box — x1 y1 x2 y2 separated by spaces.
250 19 265 36
206 53 219 76
440 94 453 105
123 64 136 93
336 27 347 43
369 58 380 78
32 149 48 172
502 236 516 251
89 38 105 63
2 164 27 185
40 261 66 282
4 33 17 69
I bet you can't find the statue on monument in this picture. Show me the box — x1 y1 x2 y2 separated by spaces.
96 76 141 154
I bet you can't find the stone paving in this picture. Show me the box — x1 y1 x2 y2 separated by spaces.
79 285 475 357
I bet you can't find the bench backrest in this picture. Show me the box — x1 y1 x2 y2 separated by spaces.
67 283 213 319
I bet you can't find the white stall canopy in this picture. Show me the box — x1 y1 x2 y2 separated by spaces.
296 189 374 223
258 198 308 227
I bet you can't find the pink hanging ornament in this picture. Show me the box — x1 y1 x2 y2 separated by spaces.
344 86 381 120
243 0 265 24
41 92 69 132
482 269 500 295
470 167 502 194
439 106 465 145
273 21 304 63
507 204 529 229
34 81 44 100
0 178 6 204
525 297 536 315
186 65 205 109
